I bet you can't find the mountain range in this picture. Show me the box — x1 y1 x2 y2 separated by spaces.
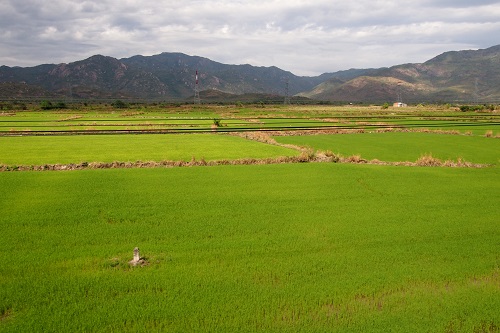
0 45 499 103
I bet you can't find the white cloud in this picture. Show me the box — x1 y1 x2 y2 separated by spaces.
0 0 499 75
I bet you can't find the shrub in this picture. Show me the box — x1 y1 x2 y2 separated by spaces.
40 100 66 110
55 102 67 109
460 105 485 112
111 100 128 109
0 102 13 110
40 100 53 110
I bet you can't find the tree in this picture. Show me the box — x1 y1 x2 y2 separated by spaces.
40 100 66 110
40 100 53 110
111 100 128 108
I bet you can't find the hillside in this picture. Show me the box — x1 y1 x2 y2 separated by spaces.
0 45 499 102
0 53 330 100
300 45 500 103
121 53 327 97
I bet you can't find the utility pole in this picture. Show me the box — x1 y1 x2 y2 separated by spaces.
194 70 201 104
397 82 402 104
284 77 290 105
474 78 479 104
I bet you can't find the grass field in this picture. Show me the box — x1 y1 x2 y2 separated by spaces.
1 164 499 332
0 134 298 165
1 104 499 332
275 132 500 165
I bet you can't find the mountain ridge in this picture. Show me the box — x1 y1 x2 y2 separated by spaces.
300 45 500 103
0 45 499 102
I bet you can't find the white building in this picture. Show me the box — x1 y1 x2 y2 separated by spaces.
393 102 407 107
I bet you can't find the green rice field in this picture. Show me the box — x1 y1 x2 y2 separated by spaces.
1 164 499 332
0 134 298 165
1 104 498 135
275 132 500 165
0 104 499 332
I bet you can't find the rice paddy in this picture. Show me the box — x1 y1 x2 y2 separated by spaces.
274 131 500 165
0 103 499 332
0 134 298 165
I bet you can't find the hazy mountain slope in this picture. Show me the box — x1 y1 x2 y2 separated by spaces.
0 45 498 102
42 55 169 98
121 52 328 97
0 55 169 98
300 45 500 103
0 53 326 99
0 82 55 99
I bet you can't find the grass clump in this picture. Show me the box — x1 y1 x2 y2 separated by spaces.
415 154 443 167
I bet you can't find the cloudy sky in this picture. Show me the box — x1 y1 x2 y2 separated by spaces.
1 0 499 76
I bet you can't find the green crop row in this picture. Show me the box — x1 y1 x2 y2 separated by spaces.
1 105 498 134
